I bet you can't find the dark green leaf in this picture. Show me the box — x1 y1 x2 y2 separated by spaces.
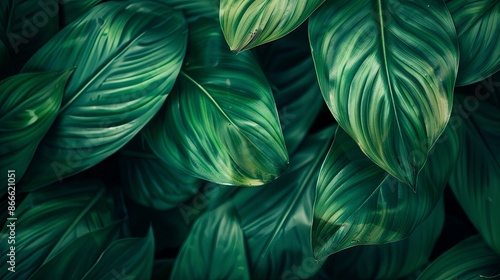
81 228 155 280
152 259 174 280
313 125 458 259
256 23 325 154
447 0 500 86
449 90 500 254
0 0 59 74
310 0 459 187
324 199 445 280
170 204 251 280
220 0 325 52
0 70 72 193
59 0 102 27
142 18 288 186
0 179 120 280
120 136 202 210
155 0 219 22
417 235 500 280
20 1 188 190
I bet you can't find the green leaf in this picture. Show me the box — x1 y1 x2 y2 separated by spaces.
447 0 500 86
20 1 188 190
120 137 202 211
0 0 59 74
256 23 325 154
0 179 120 280
152 259 174 280
323 199 445 280
313 125 458 259
0 70 72 193
59 0 102 27
309 0 459 187
417 235 500 280
220 0 324 52
81 229 155 280
170 204 251 280
142 18 288 187
212 127 336 279
29 224 120 279
155 0 219 22
449 90 500 254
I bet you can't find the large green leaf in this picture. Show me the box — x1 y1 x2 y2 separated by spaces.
0 70 72 193
210 127 336 279
142 18 288 187
170 204 251 280
20 1 188 190
449 90 500 254
0 0 59 74
59 0 102 27
447 0 500 86
256 22 325 154
155 0 218 22
0 179 120 280
119 136 202 210
220 0 324 52
81 229 155 280
309 0 459 187
323 199 444 280
417 235 500 280
313 125 458 259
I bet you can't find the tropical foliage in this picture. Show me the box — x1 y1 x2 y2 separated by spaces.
0 0 499 279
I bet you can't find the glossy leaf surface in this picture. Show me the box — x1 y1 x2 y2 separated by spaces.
220 0 324 52
60 0 102 27
418 235 500 280
170 205 251 280
0 70 72 192
143 18 288 186
313 125 458 259
20 1 188 190
447 0 500 86
310 0 459 187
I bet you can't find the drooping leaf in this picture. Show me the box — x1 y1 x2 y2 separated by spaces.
323 199 445 280
59 0 102 27
0 0 59 75
447 0 500 86
155 0 219 22
0 179 120 280
220 0 325 52
0 70 72 193
29 224 121 279
313 125 458 259
417 235 500 280
449 89 500 254
20 1 188 190
142 18 288 187
256 22 325 154
210 126 336 279
81 229 155 280
120 136 202 211
309 0 459 187
170 204 251 280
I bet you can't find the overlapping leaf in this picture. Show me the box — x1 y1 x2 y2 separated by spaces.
60 0 102 27
447 0 500 86
220 0 324 52
211 127 335 279
449 90 500 254
0 70 72 193
119 136 202 211
256 23 325 154
20 1 188 190
310 0 459 187
0 0 59 75
170 204 251 280
142 18 288 186
323 199 444 280
0 180 120 280
417 235 500 280
313 125 458 259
